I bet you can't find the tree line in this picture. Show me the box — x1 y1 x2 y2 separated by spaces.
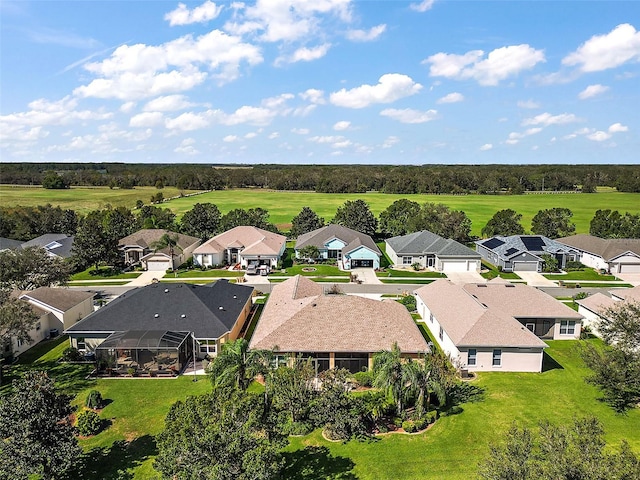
2 163 640 193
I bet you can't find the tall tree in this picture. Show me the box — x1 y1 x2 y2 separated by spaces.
220 208 278 233
0 247 70 290
138 205 176 230
379 199 421 237
530 208 576 239
180 203 221 240
103 206 139 242
404 350 456 417
481 209 525 238
289 206 324 238
372 342 406 415
332 200 378 237
154 389 285 480
41 171 70 189
72 211 117 272
0 290 39 361
208 338 274 392
0 371 81 480
408 203 472 243
150 232 182 269
590 210 640 238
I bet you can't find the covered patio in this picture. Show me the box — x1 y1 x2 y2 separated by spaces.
95 330 192 377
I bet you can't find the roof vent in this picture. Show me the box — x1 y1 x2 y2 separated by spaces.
477 284 487 287
233 295 237 299
181 314 186 318
154 313 159 318
164 289 169 293
219 306 224 310
505 284 515 288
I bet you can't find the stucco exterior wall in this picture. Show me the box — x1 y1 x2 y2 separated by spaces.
579 251 607 270
194 252 224 267
415 296 460 359
12 312 51 358
460 347 543 372
551 318 582 339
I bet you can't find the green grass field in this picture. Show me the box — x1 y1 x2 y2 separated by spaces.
2 186 639 236
4 337 640 479
71 266 141 281
543 268 618 281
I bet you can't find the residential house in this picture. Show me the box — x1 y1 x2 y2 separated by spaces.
118 229 201 271
65 280 254 373
556 234 640 274
249 275 428 373
576 285 640 335
5 288 94 359
193 226 286 269
386 230 481 272
415 280 584 372
21 233 75 259
294 224 382 270
475 235 580 272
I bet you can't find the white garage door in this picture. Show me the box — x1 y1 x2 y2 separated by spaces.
147 260 170 271
513 261 538 272
442 260 469 272
619 263 640 273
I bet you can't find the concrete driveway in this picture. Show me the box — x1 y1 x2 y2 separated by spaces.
350 268 383 285
515 271 557 287
617 273 640 286
445 271 486 285
125 269 165 287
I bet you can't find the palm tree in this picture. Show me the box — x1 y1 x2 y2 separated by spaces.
208 339 275 393
150 232 182 271
403 354 443 418
373 342 407 415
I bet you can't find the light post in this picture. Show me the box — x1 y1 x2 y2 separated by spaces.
192 333 197 382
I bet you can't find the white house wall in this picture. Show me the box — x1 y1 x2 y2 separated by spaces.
579 251 607 270
415 296 460 359
577 306 603 336
194 252 223 267
12 312 51 358
460 347 544 372
385 244 401 266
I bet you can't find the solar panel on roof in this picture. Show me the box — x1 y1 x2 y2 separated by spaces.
521 236 546 251
483 238 505 249
505 247 519 256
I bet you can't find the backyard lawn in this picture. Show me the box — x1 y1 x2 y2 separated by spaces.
3 337 639 479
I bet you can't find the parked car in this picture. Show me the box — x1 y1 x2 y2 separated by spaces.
246 264 257 275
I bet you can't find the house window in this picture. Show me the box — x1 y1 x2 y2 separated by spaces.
492 349 502 367
429 313 434 324
468 349 477 366
403 256 413 265
35 322 41 331
199 341 217 355
439 326 444 341
560 321 576 335
17 339 24 347
77 338 86 350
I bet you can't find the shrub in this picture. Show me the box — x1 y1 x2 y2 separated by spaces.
402 420 417 433
426 410 438 424
414 417 428 431
61 347 83 362
282 421 313 436
573 291 588 300
85 390 104 409
393 417 403 427
127 367 136 376
352 370 373 387
565 261 585 271
76 410 102 436
411 262 421 271
399 294 417 312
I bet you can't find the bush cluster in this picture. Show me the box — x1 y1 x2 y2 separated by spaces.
352 370 373 387
85 390 104 409
76 409 102 436
61 347 83 362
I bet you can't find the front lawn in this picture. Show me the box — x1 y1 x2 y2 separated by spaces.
170 268 244 278
377 268 446 278
71 266 141 281
380 279 436 284
543 268 619 281
270 264 350 277
480 262 521 280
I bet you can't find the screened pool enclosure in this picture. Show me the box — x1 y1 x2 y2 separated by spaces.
95 330 192 376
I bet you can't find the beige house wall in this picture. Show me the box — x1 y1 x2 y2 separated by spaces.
12 312 51 358
551 318 581 340
461 347 544 372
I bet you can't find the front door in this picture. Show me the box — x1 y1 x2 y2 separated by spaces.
427 255 435 267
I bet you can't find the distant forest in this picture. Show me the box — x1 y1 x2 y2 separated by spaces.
1 163 640 194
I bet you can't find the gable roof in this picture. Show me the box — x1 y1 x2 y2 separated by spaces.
250 275 427 353
476 235 577 261
65 280 253 339
576 293 616 316
295 225 381 256
386 230 480 258
19 287 94 312
415 279 582 348
609 285 640 302
118 229 200 253
556 234 640 261
0 237 23 250
193 226 286 256
21 234 75 258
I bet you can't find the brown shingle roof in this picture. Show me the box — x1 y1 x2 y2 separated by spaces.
557 234 640 260
19 287 94 312
118 229 200 253
576 293 616 315
193 226 286 256
609 285 640 302
250 275 428 353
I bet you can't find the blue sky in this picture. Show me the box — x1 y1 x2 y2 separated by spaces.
1 0 639 164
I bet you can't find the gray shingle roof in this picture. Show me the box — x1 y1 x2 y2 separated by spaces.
21 234 75 258
65 280 253 339
387 230 480 258
556 234 640 261
20 287 94 312
295 225 381 256
0 237 23 250
476 235 577 261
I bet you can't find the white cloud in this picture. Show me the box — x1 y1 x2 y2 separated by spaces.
346 24 386 42
309 135 344 144
165 111 211 131
382 136 400 148
507 127 543 144
130 111 164 127
332 139 352 149
299 88 325 104
380 108 438 124
224 105 277 126
143 95 196 112
563 24 640 72
578 84 609 99
277 43 331 65
244 132 258 139
410 0 435 12
224 0 352 43
609 123 628 133
479 143 493 151
587 131 612 142
436 92 464 104
120 101 136 113
517 99 540 109
291 128 310 134
333 120 351 131
75 30 263 100
330 73 422 108
425 44 545 86
165 1 223 26
174 138 199 155
522 112 581 127
223 135 239 142
268 132 279 139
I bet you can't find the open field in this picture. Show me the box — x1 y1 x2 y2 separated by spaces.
2 185 639 236
4 337 640 479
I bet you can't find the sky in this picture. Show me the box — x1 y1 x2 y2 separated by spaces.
1 1 639 165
